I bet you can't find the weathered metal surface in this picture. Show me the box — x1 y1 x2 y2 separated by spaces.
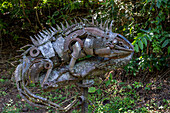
14 18 134 112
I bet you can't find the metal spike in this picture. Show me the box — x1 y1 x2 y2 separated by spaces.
70 20 74 25
106 20 109 31
30 36 38 45
51 26 57 31
34 35 40 43
74 18 78 24
37 34 43 40
100 19 103 29
39 32 45 37
92 17 94 25
42 30 49 35
56 24 61 31
48 28 53 33
104 20 108 29
95 19 98 26
109 20 114 31
60 22 65 30
83 18 87 23
78 17 83 22
65 20 69 28
82 18 90 24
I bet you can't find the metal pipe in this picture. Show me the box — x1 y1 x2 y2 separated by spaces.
81 86 88 113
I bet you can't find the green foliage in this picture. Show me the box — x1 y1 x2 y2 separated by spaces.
0 90 7 96
123 0 169 75
87 75 149 113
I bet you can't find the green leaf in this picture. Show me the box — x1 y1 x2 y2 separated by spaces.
162 39 169 48
138 40 143 50
118 82 125 85
160 37 166 43
168 46 170 54
134 44 139 52
0 79 5 82
146 34 151 41
146 0 151 3
46 19 50 24
52 18 55 24
97 89 102 95
140 29 150 33
142 38 147 47
106 80 111 86
88 87 96 93
156 1 161 8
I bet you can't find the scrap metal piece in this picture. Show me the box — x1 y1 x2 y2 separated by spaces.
38 42 55 58
84 38 94 55
30 47 40 57
52 36 65 58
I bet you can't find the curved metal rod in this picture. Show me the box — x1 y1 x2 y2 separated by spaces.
15 55 82 111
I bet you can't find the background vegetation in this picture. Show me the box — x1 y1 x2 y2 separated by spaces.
0 0 169 112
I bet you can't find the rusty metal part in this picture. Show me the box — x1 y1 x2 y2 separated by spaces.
30 47 40 57
41 59 53 87
84 38 94 55
44 62 52 69
115 45 134 52
68 38 84 51
28 61 44 83
20 44 34 50
69 42 82 78
94 47 111 56
78 95 85 105
84 27 105 37
76 80 94 88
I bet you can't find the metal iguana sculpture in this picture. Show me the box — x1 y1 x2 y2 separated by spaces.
14 18 134 111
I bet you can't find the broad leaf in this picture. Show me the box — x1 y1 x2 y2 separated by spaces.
138 40 143 50
160 37 166 43
156 0 161 8
168 46 170 54
134 44 139 52
88 87 96 93
142 38 147 47
162 39 169 48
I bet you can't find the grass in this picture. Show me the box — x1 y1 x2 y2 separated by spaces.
0 73 169 113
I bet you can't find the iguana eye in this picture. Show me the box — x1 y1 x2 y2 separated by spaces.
112 39 118 44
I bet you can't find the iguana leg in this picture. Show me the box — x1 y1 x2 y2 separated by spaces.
69 41 82 77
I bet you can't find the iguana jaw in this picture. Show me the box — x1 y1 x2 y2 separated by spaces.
110 34 134 59
99 34 134 59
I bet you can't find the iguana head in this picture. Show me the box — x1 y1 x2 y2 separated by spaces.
93 32 134 60
81 19 134 60
105 32 134 59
